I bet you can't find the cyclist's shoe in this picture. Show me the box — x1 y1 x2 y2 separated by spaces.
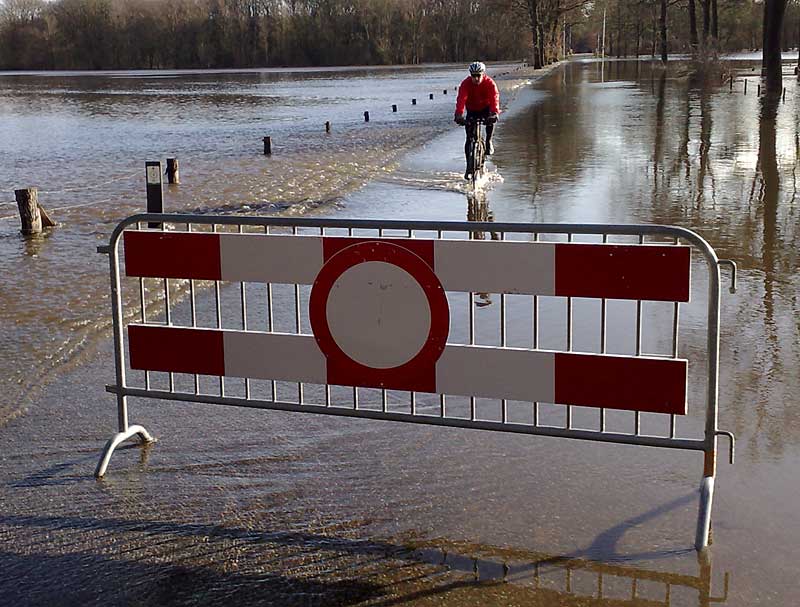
486 140 495 155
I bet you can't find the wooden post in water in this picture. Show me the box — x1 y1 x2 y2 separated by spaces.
757 83 761 96
263 136 272 155
145 161 163 229
443 89 447 95
744 80 748 95
364 111 370 122
166 158 180 184
730 78 733 92
325 121 331 133
412 98 417 105
783 87 787 102
392 104 397 112
15 188 41 234
429 93 434 100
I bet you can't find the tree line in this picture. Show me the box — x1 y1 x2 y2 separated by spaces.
0 0 797 82
0 0 532 69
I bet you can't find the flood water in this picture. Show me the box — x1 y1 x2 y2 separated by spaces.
1 58 798 605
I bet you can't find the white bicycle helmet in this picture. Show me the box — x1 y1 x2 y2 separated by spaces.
469 61 486 75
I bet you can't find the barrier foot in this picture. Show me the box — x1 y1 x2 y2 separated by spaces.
695 475 715 550
95 425 155 478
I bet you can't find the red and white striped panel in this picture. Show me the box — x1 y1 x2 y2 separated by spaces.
124 231 691 301
128 325 687 415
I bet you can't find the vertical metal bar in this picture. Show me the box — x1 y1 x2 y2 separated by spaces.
266 224 275 401
140 276 150 391
109 231 129 433
671 237 680 438
164 280 171 325
634 234 644 435
166 275 174 393
378 227 386 410
598 573 603 598
322 226 329 408
213 223 224 397
160 220 175 393
293 225 303 404
533 232 539 426
188 223 199 395
348 229 356 409
470 286 476 420
239 225 251 400
500 231 508 423
696 243 723 550
410 224 416 415
566 232 573 429
600 233 608 432
438 229 446 419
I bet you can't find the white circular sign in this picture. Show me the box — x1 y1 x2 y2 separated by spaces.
325 261 432 369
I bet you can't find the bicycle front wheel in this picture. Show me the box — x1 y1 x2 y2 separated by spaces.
467 140 477 178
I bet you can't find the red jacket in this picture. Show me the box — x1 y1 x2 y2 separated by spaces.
455 75 500 115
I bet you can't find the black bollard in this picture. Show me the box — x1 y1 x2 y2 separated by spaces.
364 111 370 122
412 98 417 105
263 136 272 155
443 89 447 95
325 121 331 133
429 93 434 100
392 104 397 112
145 161 163 228
744 80 748 95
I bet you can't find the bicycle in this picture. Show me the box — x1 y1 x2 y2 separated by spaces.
464 117 488 187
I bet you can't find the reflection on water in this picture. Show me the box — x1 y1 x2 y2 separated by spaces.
493 59 800 465
467 192 498 308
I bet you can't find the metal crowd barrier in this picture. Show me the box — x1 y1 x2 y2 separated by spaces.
95 214 737 550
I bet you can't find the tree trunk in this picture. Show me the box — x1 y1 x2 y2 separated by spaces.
688 0 699 48
763 0 788 92
702 0 710 42
15 188 42 235
660 0 668 62
712 0 718 41
528 0 542 68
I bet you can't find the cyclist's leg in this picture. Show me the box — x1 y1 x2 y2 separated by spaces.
479 107 495 154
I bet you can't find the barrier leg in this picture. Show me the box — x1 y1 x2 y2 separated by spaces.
95 425 155 478
695 475 715 550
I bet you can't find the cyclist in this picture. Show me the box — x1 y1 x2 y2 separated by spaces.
454 61 500 179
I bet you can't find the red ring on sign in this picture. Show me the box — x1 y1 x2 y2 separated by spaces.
309 240 449 392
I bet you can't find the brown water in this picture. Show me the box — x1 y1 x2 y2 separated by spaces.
1 59 798 605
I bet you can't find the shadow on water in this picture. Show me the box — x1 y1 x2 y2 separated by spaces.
0 499 730 607
0 550 381 607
